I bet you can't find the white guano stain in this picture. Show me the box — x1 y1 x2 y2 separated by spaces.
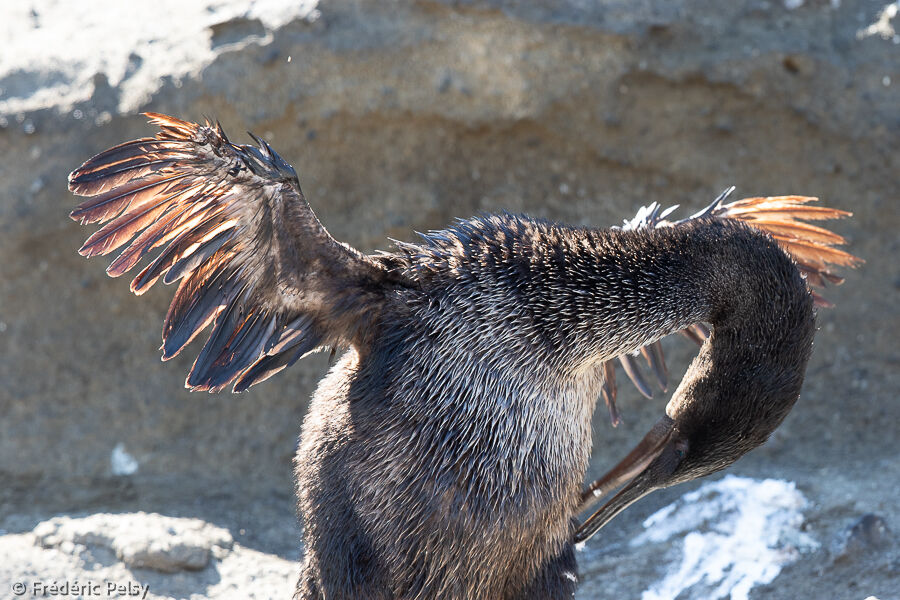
631 475 819 600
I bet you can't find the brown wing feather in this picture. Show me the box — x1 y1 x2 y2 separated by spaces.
741 218 847 245
70 113 405 392
718 196 864 286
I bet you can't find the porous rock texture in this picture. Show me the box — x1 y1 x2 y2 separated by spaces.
33 513 234 573
0 1 897 598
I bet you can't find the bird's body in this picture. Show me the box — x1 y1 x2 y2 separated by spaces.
294 216 814 599
68 114 859 599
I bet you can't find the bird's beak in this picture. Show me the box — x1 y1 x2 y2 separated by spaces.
574 415 676 543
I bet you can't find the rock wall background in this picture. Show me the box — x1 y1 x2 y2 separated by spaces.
1 1 897 598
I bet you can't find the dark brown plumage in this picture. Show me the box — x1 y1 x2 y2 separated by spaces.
68 114 860 599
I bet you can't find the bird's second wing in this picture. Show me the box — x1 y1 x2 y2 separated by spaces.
599 192 861 424
70 113 400 392
712 195 863 307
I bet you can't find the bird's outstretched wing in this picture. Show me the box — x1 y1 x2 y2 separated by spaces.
600 189 862 425
70 113 402 392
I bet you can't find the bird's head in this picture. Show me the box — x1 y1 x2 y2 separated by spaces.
575 327 810 543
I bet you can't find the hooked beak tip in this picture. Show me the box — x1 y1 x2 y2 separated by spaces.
575 415 679 543
574 470 660 544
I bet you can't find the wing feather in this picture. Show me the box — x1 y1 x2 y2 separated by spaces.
161 264 240 360
68 138 197 196
601 192 861 424
70 113 404 391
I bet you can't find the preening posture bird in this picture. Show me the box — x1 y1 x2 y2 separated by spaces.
69 114 860 599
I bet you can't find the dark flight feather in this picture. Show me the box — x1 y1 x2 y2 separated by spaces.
234 316 325 392
69 113 401 392
106 190 208 277
619 353 655 400
640 342 668 391
161 265 241 360
68 138 196 195
71 172 191 225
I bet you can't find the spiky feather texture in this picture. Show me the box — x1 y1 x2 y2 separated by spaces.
294 217 817 599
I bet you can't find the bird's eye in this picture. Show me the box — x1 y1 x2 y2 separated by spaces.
675 440 689 459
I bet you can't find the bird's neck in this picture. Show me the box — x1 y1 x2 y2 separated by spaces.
509 216 817 462
503 217 814 375
411 215 814 380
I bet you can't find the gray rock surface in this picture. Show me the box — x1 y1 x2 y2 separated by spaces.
34 513 233 573
2 513 293 600
1 0 897 598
